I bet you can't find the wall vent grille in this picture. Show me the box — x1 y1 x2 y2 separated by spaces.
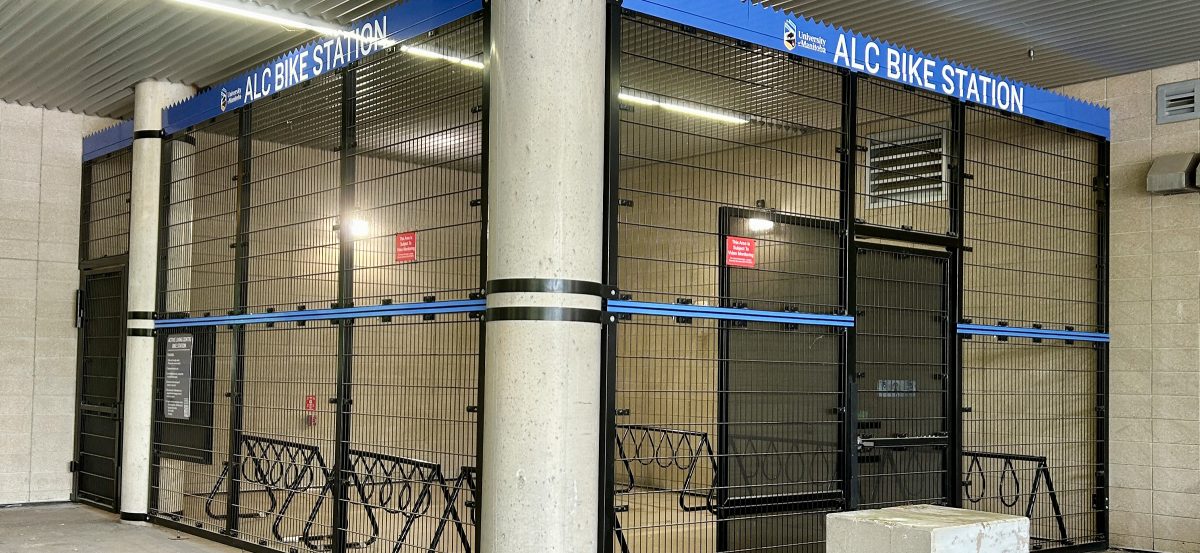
1157 79 1200 124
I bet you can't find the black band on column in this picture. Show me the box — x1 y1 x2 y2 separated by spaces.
485 307 604 323
485 278 605 297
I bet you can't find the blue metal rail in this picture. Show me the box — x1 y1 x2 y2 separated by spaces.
154 299 486 328
957 323 1109 343
606 300 854 327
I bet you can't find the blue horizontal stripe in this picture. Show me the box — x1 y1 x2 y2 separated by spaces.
607 300 854 327
957 323 1109 343
155 299 485 328
82 120 133 161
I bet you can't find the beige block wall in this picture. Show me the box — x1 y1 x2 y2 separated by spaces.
0 101 116 504
1059 62 1200 552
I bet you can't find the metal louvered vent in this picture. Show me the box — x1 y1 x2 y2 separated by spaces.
866 128 948 206
1158 79 1199 124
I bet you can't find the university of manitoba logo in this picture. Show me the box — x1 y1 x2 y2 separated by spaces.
783 20 797 51
219 88 229 112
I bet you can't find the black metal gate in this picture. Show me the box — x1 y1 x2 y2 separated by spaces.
73 264 127 510
853 244 951 509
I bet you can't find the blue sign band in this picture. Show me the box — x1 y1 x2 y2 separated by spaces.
82 120 134 162
957 323 1109 343
155 299 486 328
622 0 1110 138
607 300 855 327
162 0 483 136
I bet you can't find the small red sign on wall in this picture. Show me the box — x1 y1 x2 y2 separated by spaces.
395 232 417 263
304 394 318 426
725 236 756 268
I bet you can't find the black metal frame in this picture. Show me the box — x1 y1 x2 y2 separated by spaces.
143 12 487 553
601 8 1109 553
72 255 130 512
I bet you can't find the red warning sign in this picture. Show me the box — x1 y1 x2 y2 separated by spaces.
725 236 756 268
395 232 417 263
304 394 318 426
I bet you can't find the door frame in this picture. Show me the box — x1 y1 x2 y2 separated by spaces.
714 206 847 550
851 240 955 507
72 255 129 511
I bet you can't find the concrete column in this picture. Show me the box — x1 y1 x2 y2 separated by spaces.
481 1 607 551
120 80 195 521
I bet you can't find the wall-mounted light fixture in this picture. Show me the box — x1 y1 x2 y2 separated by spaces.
349 219 370 238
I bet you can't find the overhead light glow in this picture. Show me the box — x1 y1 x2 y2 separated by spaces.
747 217 775 232
167 0 396 47
618 91 748 125
400 45 484 69
349 219 370 238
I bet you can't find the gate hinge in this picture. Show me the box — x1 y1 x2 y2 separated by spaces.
68 460 78 473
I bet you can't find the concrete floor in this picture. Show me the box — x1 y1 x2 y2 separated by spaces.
0 502 1133 553
0 503 239 552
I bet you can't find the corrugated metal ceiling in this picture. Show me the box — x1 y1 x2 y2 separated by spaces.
0 0 397 117
2 0 1198 118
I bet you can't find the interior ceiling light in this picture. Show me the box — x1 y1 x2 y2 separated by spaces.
400 45 484 69
618 91 748 125
167 0 394 46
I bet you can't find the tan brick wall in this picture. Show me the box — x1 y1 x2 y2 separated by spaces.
0 102 116 504
1060 62 1200 552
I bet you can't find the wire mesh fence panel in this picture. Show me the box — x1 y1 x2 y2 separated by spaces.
150 326 235 536
159 115 241 317
350 15 484 306
339 14 484 553
854 245 950 509
81 147 133 261
245 71 344 314
613 13 847 553
345 317 480 553
854 79 953 236
234 324 339 551
960 106 1105 550
152 110 243 538
961 340 1102 550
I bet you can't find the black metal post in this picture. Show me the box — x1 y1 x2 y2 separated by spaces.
1095 139 1111 544
225 105 252 537
78 161 93 264
331 66 358 553
946 100 967 507
838 69 860 510
598 2 622 551
475 5 491 548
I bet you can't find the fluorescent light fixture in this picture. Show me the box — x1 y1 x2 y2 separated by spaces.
167 0 395 47
747 217 775 232
400 45 484 69
617 92 659 106
349 219 370 238
618 91 748 125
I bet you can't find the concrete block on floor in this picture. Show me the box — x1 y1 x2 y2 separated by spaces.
827 505 1029 553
